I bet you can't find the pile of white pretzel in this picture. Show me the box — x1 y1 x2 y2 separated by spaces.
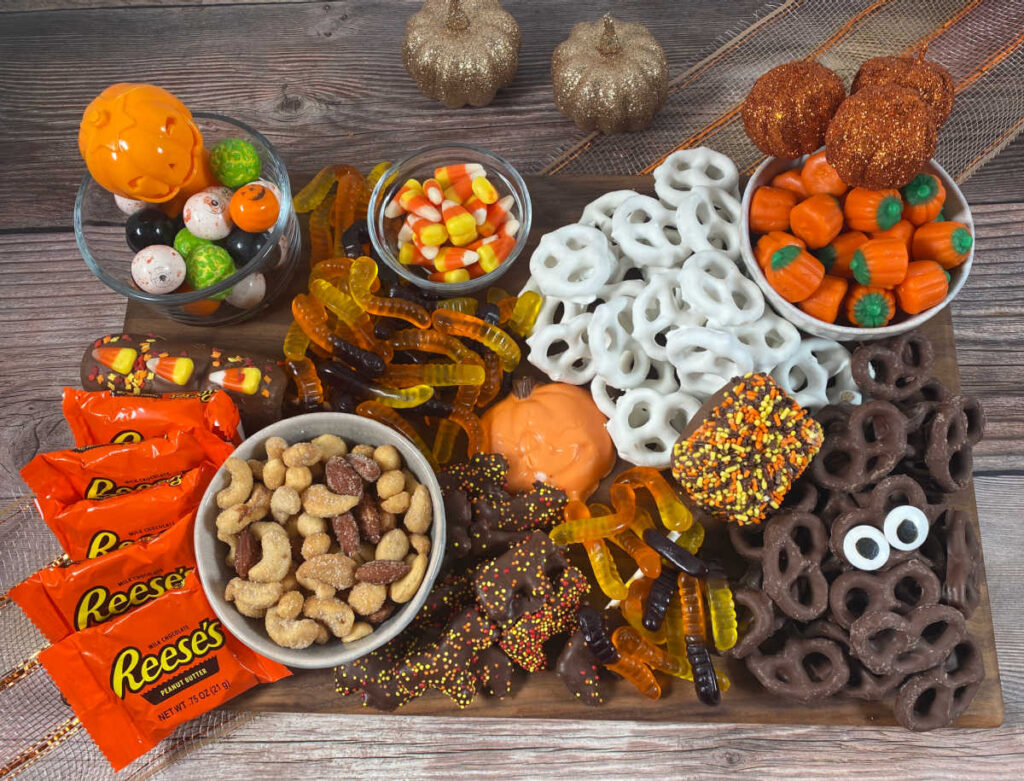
521 147 860 468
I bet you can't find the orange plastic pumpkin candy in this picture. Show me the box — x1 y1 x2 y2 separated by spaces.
78 83 205 203
480 377 615 500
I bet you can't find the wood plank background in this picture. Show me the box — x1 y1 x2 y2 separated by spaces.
2 0 1023 777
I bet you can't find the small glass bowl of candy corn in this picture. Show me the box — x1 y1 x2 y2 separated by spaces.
367 144 532 294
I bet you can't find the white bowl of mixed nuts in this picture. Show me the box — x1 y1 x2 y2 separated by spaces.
194 412 446 669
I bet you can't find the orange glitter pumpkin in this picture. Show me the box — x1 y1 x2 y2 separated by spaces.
78 83 205 203
480 377 614 500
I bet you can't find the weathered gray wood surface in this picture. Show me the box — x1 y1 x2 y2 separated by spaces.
1 0 1023 777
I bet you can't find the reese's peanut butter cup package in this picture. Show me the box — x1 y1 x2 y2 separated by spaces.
62 387 242 447
20 428 232 524
10 514 195 643
36 463 212 559
39 572 290 771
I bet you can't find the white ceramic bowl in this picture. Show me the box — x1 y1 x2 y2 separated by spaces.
194 412 446 669
740 154 974 341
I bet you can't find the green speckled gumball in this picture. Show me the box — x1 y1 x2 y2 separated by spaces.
210 138 261 188
173 227 213 259
185 244 236 299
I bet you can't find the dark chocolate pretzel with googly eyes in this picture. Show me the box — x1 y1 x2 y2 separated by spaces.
851 332 935 402
761 511 830 621
849 603 966 677
809 400 909 492
895 634 985 731
828 558 942 629
746 635 850 703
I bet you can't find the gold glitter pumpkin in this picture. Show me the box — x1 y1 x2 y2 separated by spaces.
402 0 520 109
552 14 669 134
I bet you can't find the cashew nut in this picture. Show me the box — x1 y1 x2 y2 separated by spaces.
276 590 304 620
263 458 286 490
390 552 428 604
312 434 348 460
283 442 322 468
271 485 302 522
247 522 292 583
225 578 284 619
342 621 373 643
296 512 327 537
403 484 432 533
216 458 254 509
265 605 320 649
296 553 356 597
303 595 355 638
302 483 359 517
264 436 288 461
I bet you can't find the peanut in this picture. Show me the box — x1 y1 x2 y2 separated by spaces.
403 484 432 533
376 470 405 500
285 465 313 492
312 434 348 460
375 528 410 561
380 491 410 514
263 458 286 490
270 485 302 522
373 444 402 472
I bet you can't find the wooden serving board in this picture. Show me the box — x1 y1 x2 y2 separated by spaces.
125 176 1005 727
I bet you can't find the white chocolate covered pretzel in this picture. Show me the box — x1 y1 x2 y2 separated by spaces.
526 312 596 385
665 325 754 398
653 147 740 207
529 224 616 302
732 307 802 372
580 190 638 238
679 250 765 327
587 297 650 389
771 337 861 410
606 387 703 467
610 194 688 269
674 186 744 261
632 269 708 361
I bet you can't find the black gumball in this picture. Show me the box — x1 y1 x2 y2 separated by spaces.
125 208 176 252
223 229 271 265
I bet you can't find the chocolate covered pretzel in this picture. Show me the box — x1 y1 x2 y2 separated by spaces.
895 634 985 731
921 396 985 493
940 509 983 619
809 401 909 492
829 558 941 629
727 587 777 659
849 603 966 677
802 620 904 701
761 511 829 621
851 332 935 402
746 636 850 702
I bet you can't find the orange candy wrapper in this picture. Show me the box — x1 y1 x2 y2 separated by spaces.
10 515 196 643
62 387 242 446
39 572 290 771
20 428 232 523
32 463 212 559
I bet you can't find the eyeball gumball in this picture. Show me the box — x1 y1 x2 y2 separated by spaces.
225 272 266 309
209 138 261 188
202 185 235 204
185 243 236 300
114 194 147 216
229 183 280 233
183 190 233 240
131 245 186 294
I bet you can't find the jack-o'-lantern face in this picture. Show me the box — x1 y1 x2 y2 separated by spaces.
79 83 204 203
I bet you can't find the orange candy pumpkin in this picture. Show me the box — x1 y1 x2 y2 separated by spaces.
79 83 205 203
480 378 614 500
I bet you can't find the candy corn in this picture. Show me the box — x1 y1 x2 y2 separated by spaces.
441 199 477 240
209 367 262 395
422 178 444 205
499 217 521 238
93 346 137 375
479 195 513 237
471 176 499 205
443 175 475 205
385 179 420 218
406 214 448 246
434 247 480 272
399 242 433 267
464 195 488 225
399 185 442 222
145 356 195 385
412 233 440 260
434 164 484 188
477 235 515 273
429 268 471 283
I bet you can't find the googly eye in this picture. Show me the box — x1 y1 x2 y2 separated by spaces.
883 505 930 551
843 524 891 571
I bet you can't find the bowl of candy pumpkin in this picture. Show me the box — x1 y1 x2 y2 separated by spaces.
740 149 974 341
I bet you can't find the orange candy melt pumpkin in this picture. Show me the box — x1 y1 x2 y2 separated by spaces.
480 378 614 501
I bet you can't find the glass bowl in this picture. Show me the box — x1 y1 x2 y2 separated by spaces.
74 113 302 326
367 143 532 295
